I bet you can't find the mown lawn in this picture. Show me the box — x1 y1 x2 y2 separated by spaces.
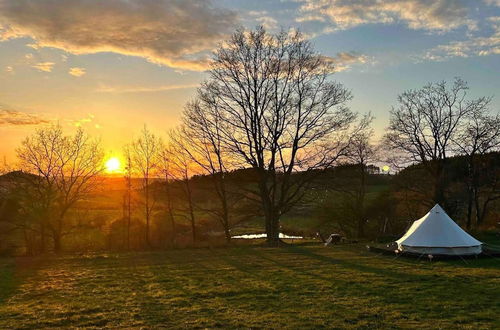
0 244 499 329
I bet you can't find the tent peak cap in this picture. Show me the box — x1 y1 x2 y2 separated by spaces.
430 204 445 214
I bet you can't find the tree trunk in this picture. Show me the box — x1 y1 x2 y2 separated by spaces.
169 210 176 247
357 217 365 239
145 182 151 248
265 212 281 246
356 164 366 239
432 162 446 205
224 226 231 243
184 178 196 244
466 188 473 230
53 233 62 254
40 222 46 253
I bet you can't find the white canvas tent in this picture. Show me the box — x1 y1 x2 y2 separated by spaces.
396 204 482 256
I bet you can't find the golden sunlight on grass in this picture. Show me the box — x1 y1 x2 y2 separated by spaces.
105 157 122 174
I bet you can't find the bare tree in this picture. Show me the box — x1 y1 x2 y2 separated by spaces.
345 117 377 238
167 129 199 244
131 126 162 248
157 147 177 247
195 27 356 245
181 100 235 242
123 145 133 250
16 125 103 253
384 78 491 205
453 107 500 228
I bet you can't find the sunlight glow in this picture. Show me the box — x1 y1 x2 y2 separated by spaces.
105 157 122 173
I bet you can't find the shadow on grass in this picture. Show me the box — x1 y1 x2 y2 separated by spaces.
0 257 45 304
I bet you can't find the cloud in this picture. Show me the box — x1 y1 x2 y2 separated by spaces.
255 16 279 30
296 0 475 33
323 52 372 72
0 0 237 71
69 67 86 77
0 108 49 126
96 83 199 93
484 0 500 6
4 65 13 73
31 62 54 72
420 16 500 61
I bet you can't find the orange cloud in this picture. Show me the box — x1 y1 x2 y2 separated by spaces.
0 0 237 71
323 52 372 72
68 67 86 77
31 62 54 72
0 108 49 126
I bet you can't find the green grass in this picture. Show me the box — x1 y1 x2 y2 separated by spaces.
0 244 499 329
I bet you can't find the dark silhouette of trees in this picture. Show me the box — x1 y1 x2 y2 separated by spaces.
123 146 134 250
180 100 236 242
453 109 500 228
130 126 162 248
167 129 199 244
345 117 378 238
157 148 177 247
384 78 491 206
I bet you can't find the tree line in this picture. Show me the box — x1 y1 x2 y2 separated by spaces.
0 27 499 255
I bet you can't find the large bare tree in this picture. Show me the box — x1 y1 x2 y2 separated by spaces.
384 78 491 205
194 27 356 245
17 125 103 253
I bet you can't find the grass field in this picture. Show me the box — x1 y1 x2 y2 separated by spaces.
1 244 499 329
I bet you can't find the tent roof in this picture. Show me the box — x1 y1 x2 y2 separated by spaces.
396 204 482 248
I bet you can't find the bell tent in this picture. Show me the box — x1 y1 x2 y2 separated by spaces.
396 204 482 256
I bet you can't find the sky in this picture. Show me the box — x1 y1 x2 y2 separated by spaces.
0 0 499 164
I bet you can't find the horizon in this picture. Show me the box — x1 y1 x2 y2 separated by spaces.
1 0 499 164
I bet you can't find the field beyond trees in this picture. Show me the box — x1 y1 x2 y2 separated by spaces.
1 243 499 329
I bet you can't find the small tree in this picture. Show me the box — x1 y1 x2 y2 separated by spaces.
453 108 500 228
157 147 177 247
17 125 103 253
181 99 235 242
123 145 134 250
130 126 162 248
345 117 377 238
167 129 199 244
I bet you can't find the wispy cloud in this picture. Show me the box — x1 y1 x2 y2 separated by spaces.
296 0 475 33
0 107 49 126
32 62 54 72
419 16 500 61
0 0 237 71
484 0 500 7
96 83 199 93
323 52 372 72
69 67 86 77
255 16 279 30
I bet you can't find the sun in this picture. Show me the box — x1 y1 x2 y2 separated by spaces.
105 157 122 174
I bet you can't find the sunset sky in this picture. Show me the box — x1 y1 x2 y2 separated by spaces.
0 0 499 162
